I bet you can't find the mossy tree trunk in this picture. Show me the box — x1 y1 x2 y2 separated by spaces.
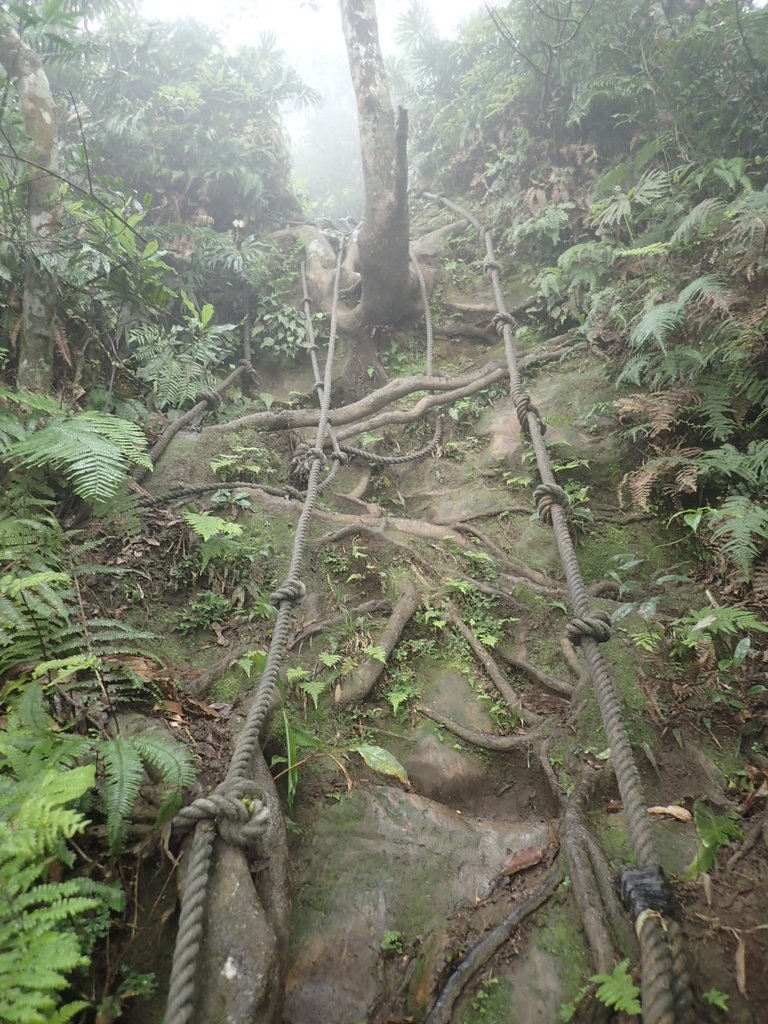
0 14 59 393
340 0 412 326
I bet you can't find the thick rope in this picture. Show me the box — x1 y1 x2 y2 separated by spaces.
424 192 694 1024
164 243 346 1024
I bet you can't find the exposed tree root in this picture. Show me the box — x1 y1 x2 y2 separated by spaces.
339 465 373 501
423 860 565 1024
415 704 545 751
436 505 532 526
587 579 621 599
560 635 586 680
206 364 507 435
336 578 421 704
560 771 635 970
315 522 435 576
435 322 497 343
445 603 542 726
450 576 528 609
727 806 768 870
331 366 510 441
451 522 564 594
136 362 249 481
287 599 393 651
496 647 574 700
184 640 259 698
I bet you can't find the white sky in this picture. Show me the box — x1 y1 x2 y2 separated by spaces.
138 1 481 59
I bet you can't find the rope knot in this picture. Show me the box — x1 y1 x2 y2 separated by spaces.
270 577 307 607
566 610 612 646
216 781 271 853
330 450 350 465
618 866 675 926
484 258 500 275
194 388 222 408
306 342 320 354
533 482 570 524
492 311 515 336
511 391 545 435
289 442 327 488
171 780 270 849
312 379 324 395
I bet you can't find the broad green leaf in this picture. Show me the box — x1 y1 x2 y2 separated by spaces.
352 744 409 784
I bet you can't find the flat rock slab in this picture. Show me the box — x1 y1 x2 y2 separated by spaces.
284 785 548 1024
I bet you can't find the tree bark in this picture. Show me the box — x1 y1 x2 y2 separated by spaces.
340 0 412 325
0 14 59 392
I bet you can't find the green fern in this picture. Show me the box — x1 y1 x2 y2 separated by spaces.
706 496 768 581
591 960 641 1015
0 691 123 1024
99 736 144 852
6 412 152 502
99 733 198 851
628 300 682 355
671 197 727 244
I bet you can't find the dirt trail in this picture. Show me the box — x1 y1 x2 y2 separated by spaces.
121 266 768 1024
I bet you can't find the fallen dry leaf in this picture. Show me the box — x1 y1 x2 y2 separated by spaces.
647 805 692 822
500 846 544 878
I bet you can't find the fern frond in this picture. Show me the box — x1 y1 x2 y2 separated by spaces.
707 496 768 581
678 274 729 309
7 413 152 502
629 301 682 353
671 198 727 244
697 381 738 441
99 736 144 852
130 732 198 790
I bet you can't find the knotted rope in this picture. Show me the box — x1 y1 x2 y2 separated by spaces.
164 242 347 1024
424 191 693 1024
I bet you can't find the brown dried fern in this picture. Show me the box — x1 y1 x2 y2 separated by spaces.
615 389 697 438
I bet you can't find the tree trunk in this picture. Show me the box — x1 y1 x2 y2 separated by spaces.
0 14 58 393
340 0 413 326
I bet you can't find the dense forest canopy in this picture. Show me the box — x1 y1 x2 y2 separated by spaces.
1 0 767 1021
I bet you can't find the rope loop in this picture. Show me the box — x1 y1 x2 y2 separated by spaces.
492 311 515 336
484 258 501 275
194 389 222 408
173 780 270 851
270 576 307 607
618 866 676 924
566 610 612 646
533 482 570 524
